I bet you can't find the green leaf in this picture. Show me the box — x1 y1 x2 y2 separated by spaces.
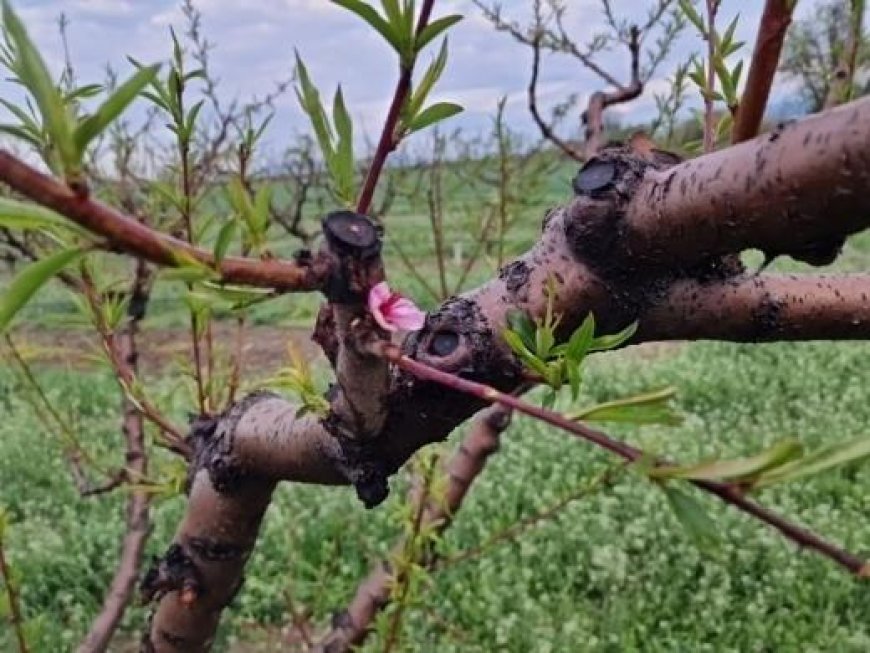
568 387 682 426
332 0 402 54
0 247 84 332
416 14 463 52
253 185 273 234
678 0 705 33
661 485 720 555
331 85 355 203
294 52 335 162
754 437 870 489
407 101 462 133
408 38 449 118
650 438 804 482
2 0 76 173
506 309 536 350
566 313 595 362
0 196 85 235
590 321 637 352
213 218 238 265
74 63 160 155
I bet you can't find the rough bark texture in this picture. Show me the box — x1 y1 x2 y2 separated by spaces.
140 98 870 650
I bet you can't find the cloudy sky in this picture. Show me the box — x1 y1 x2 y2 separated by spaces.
0 1 849 155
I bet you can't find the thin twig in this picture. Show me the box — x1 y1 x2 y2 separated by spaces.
436 464 622 570
0 532 29 653
379 343 869 577
356 0 437 214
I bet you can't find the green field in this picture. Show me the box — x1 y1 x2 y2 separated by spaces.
3 338 870 651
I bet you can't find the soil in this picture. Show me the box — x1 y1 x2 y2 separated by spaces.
12 322 325 375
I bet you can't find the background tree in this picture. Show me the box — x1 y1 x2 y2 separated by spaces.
780 0 869 111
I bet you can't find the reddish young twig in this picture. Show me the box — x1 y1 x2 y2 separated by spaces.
355 0 436 214
732 0 795 143
0 151 331 291
378 342 870 577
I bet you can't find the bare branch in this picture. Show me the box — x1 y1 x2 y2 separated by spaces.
0 151 332 291
78 262 152 653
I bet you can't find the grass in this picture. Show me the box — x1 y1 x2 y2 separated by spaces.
2 338 870 651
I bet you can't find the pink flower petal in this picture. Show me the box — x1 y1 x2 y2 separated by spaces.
367 281 391 312
386 298 426 331
367 281 425 332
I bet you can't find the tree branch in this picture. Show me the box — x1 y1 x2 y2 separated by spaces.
619 97 870 268
0 151 332 291
732 0 795 143
78 261 152 653
639 273 870 342
315 404 516 653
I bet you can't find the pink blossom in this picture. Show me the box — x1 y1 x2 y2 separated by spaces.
367 281 426 332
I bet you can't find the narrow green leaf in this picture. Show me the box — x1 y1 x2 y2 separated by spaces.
662 485 720 554
566 313 596 361
294 52 334 161
0 196 86 235
331 85 355 203
590 321 637 352
754 437 870 489
74 63 160 154
332 0 402 53
408 38 449 118
0 247 84 332
678 0 705 33
568 387 682 426
506 310 536 350
213 218 238 265
253 185 273 234
416 14 463 52
407 101 462 133
0 123 42 148
2 0 76 172
650 438 804 482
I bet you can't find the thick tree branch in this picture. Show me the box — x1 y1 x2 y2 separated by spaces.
639 273 870 342
732 0 795 143
619 97 870 268
0 151 331 291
